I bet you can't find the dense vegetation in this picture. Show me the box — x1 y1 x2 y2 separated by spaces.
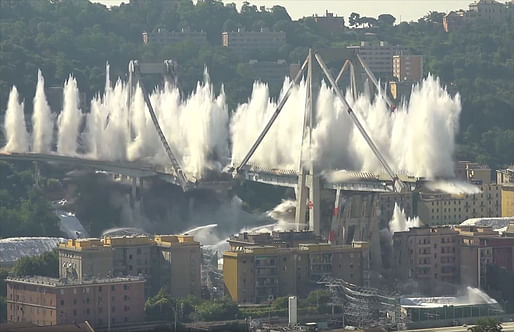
12 249 59 278
0 0 513 168
0 161 60 238
144 288 331 323
145 289 241 322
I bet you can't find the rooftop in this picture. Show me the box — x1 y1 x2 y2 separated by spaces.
59 234 199 250
6 275 145 287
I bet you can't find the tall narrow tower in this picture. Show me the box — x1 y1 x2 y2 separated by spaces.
295 50 321 235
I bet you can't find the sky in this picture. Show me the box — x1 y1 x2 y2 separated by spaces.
94 0 474 22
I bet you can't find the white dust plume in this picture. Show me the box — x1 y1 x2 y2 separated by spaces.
426 180 481 195
32 69 54 153
389 203 421 235
231 75 461 178
85 64 129 161
3 86 29 152
57 75 83 156
230 79 306 170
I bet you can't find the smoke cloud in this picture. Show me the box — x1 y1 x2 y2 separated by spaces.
2 70 461 180
3 86 29 153
32 70 54 153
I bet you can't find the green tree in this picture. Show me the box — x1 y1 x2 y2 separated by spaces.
196 297 241 321
468 318 503 332
12 249 59 277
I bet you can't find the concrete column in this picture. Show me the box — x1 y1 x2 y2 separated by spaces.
33 161 41 189
308 174 321 235
295 171 308 231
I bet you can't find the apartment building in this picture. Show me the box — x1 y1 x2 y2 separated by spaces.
6 276 145 327
154 235 202 298
224 231 369 303
393 227 460 284
392 55 423 82
58 235 201 298
497 166 514 217
456 225 514 288
347 41 408 77
393 225 514 290
222 29 286 54
417 183 501 225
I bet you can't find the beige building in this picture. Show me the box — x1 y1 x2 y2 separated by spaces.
58 235 201 298
6 276 145 327
154 235 202 298
393 55 423 82
497 166 514 217
223 231 369 303
393 227 460 284
417 183 501 225
222 29 286 54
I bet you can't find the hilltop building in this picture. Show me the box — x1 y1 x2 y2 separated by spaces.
58 234 201 298
443 0 509 32
468 0 508 19
222 29 286 55
6 276 145 327
443 10 468 32
312 11 345 34
223 231 369 303
142 28 207 45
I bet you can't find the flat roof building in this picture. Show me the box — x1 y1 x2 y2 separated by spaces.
347 41 409 78
58 235 201 298
142 28 207 45
6 276 145 328
224 231 369 303
417 183 501 226
222 29 286 55
393 227 460 286
456 225 514 288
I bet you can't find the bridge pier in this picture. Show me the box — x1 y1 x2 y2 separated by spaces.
33 161 41 189
130 176 144 208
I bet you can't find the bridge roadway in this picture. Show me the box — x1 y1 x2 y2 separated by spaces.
0 152 421 192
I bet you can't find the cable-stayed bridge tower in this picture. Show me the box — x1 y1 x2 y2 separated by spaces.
232 49 406 242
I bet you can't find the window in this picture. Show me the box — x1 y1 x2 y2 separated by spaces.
98 286 102 292
60 300 64 306
73 309 77 316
